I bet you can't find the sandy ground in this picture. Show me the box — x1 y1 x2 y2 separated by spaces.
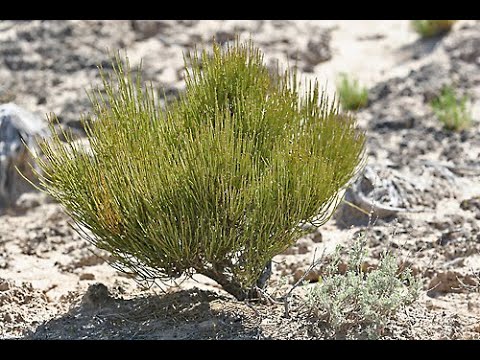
1 20 480 339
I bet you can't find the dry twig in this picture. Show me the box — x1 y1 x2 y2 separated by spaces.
284 248 322 318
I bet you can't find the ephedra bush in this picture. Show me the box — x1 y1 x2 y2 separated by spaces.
411 20 456 38
27 40 365 300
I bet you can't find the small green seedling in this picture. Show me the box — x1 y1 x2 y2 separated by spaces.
432 86 472 132
411 20 456 38
337 73 368 111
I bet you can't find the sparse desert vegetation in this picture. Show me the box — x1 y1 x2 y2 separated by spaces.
29 41 365 300
431 85 472 131
1 20 480 340
306 233 420 339
411 20 457 38
337 73 369 110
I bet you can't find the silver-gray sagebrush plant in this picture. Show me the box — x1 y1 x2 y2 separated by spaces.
307 234 420 338
26 40 366 300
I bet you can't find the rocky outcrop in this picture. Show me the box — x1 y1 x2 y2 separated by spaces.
0 103 47 212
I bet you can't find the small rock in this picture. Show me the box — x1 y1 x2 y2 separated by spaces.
302 64 315 73
427 271 478 295
3 313 13 323
310 231 323 243
81 283 112 310
438 229 468 246
410 61 451 102
450 214 466 226
283 237 313 255
0 255 8 269
369 82 393 102
0 103 48 210
357 33 386 41
271 20 291 28
79 273 95 281
14 192 49 213
160 83 181 102
68 253 106 270
197 319 216 331
0 278 11 291
460 196 480 212
214 30 235 45
293 267 321 283
442 24 480 63
296 238 313 255
130 20 172 40
176 20 198 27
304 31 332 65
429 220 451 231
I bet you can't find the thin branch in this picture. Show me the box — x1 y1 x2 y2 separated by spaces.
284 247 322 318
253 285 280 305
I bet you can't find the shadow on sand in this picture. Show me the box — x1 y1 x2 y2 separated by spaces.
395 35 444 63
27 285 263 339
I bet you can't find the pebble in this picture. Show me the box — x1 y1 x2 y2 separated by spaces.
0 279 11 291
79 273 95 281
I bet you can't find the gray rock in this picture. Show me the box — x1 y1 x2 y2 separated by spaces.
214 30 235 45
80 283 113 310
442 24 480 64
334 165 424 227
14 192 50 213
0 103 47 211
0 278 11 291
410 61 452 102
304 30 332 65
130 20 172 40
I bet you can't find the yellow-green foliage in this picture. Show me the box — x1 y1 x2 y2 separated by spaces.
337 73 368 111
29 40 365 300
432 86 472 132
411 20 456 38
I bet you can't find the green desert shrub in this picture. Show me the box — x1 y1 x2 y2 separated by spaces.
337 73 368 111
27 40 365 300
432 85 472 132
411 20 456 38
307 234 420 338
